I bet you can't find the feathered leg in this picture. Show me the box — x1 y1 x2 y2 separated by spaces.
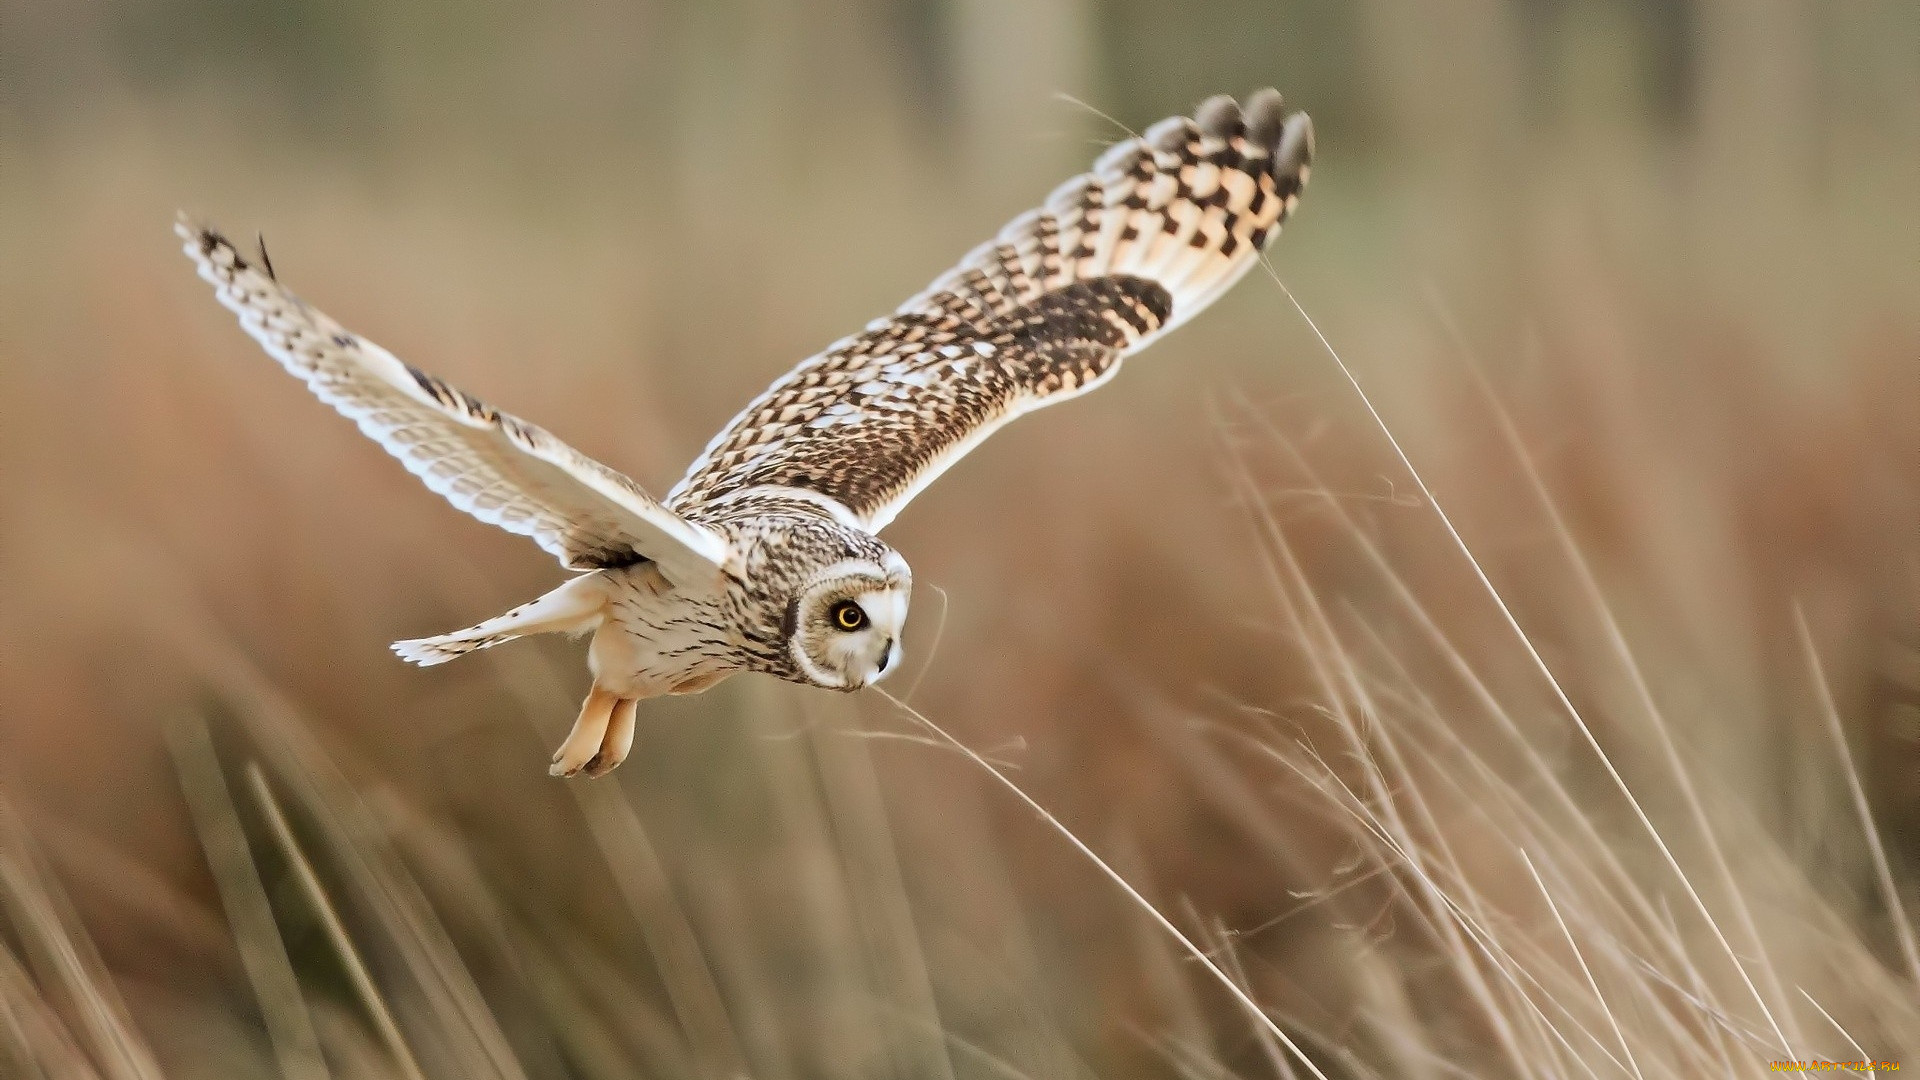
551 685 629 778
392 573 607 666
581 697 639 778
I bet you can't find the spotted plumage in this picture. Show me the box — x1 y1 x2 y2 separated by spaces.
178 90 1312 777
670 90 1309 530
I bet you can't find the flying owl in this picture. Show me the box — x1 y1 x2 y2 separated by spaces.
180 91 1312 778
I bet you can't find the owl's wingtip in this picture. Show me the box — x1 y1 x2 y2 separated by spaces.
174 212 214 247
1231 89 1311 186
1194 94 1244 140
391 638 461 666
173 215 242 270
1275 110 1314 180
1243 88 1287 146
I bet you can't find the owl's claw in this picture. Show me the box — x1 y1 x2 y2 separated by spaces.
582 698 638 779
551 685 619 777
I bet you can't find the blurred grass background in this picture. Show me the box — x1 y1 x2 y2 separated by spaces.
2 0 1919 1076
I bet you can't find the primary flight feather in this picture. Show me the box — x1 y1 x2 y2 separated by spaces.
180 90 1312 777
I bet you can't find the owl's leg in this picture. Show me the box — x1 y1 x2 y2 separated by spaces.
550 684 620 778
581 697 639 778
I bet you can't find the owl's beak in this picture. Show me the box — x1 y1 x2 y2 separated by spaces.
869 637 898 683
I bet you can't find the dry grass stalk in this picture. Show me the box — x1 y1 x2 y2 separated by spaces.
164 713 330 1080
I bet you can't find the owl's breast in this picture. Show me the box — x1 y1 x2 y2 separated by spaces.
581 566 735 694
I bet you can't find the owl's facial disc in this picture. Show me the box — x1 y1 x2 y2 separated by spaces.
788 558 910 691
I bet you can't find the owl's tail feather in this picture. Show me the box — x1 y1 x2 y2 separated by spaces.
392 572 608 667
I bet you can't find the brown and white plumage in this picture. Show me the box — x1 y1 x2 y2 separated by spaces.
179 90 1311 778
668 90 1311 531
178 227 735 587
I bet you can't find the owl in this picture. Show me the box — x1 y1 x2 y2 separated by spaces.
180 91 1312 777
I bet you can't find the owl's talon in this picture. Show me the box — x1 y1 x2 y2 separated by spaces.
580 698 638 778
551 685 619 778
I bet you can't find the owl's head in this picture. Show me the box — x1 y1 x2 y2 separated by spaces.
784 551 911 691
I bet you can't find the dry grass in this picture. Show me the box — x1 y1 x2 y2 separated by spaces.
2 1 1918 1076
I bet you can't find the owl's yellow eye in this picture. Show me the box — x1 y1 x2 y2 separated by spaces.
829 600 868 632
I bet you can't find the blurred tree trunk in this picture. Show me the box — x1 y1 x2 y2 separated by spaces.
1689 0 1822 362
948 0 1096 195
1353 0 1529 314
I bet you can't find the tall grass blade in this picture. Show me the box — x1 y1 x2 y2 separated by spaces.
1793 607 1920 984
1263 265 1800 1058
243 764 429 1080
874 688 1334 1080
165 714 329 1080
0 800 164 1080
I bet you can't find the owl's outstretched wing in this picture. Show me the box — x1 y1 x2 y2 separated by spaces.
668 90 1311 533
178 221 735 588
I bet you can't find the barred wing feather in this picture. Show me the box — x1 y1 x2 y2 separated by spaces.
668 90 1311 532
178 221 734 588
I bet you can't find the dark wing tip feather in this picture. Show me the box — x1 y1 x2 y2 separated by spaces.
1145 114 1195 154
1235 88 1312 198
174 215 255 275
1194 94 1244 140
1243 88 1287 146
256 232 277 281
1275 110 1314 181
